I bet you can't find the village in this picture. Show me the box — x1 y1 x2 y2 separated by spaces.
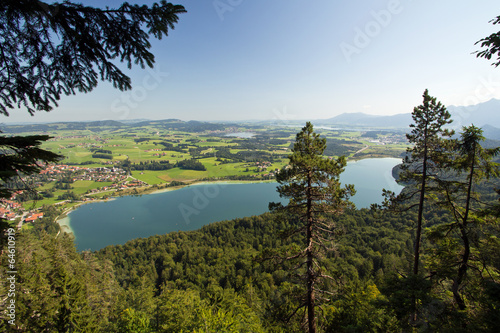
0 164 148 230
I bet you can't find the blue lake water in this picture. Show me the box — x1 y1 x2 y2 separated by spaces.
61 158 403 251
224 132 256 138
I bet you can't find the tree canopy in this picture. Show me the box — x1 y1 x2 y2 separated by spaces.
475 15 500 67
0 0 186 116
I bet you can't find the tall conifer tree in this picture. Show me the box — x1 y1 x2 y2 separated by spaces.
429 125 499 312
381 89 453 323
270 122 354 332
403 89 454 277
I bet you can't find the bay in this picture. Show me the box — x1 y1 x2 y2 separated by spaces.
62 158 403 251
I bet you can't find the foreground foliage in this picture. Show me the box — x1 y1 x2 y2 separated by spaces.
2 197 499 332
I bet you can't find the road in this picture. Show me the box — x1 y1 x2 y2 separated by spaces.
352 145 369 157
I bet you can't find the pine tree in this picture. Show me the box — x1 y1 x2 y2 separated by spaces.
380 89 453 323
428 125 499 312
269 122 354 332
404 89 453 276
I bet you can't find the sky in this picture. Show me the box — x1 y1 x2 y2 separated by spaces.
3 0 500 123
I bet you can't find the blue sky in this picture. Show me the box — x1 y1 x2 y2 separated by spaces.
4 0 500 123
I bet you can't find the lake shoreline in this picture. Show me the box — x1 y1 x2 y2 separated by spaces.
56 179 278 234
57 158 403 248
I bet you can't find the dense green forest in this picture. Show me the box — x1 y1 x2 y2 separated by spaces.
2 196 499 332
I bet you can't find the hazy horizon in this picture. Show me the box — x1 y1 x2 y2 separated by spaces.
3 96 498 125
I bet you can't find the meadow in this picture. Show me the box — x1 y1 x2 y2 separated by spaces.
4 120 409 209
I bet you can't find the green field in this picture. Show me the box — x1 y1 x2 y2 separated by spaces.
131 170 166 185
7 121 410 207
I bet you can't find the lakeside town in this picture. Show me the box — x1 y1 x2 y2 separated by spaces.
0 164 148 230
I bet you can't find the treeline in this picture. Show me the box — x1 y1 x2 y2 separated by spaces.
215 147 276 162
362 130 391 138
157 141 187 153
176 158 206 171
324 138 360 156
235 138 284 151
92 153 113 159
134 138 151 143
90 148 112 154
123 159 206 171
129 160 175 171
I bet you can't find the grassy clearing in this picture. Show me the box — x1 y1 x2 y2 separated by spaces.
131 171 166 185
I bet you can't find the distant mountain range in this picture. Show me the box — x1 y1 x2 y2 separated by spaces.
318 112 412 128
482 124 500 141
318 98 500 139
321 99 500 128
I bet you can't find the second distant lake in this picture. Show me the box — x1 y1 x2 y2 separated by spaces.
62 158 404 251
224 132 256 138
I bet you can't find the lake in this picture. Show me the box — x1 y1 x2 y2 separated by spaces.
224 132 256 138
61 158 403 251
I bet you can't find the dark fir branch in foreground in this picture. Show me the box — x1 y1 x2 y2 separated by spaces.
0 0 186 116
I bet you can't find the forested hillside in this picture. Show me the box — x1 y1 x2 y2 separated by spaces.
2 193 498 332
0 207 410 331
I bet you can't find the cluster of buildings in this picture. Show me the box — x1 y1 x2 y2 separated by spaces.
87 179 148 194
25 212 44 223
0 201 20 221
1 164 149 229
0 200 43 228
254 162 279 177
38 164 128 183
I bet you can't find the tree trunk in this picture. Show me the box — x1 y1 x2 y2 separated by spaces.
414 137 428 276
452 228 469 310
411 136 428 323
452 144 476 310
306 171 316 333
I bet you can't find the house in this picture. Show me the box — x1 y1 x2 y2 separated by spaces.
25 212 44 223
